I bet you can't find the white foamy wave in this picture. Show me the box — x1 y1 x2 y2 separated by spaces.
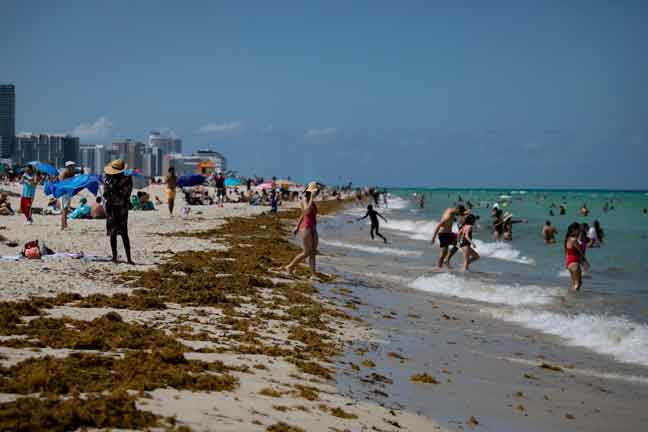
383 218 438 240
409 273 560 306
497 356 648 384
384 195 410 210
321 239 423 257
488 309 648 367
473 240 535 265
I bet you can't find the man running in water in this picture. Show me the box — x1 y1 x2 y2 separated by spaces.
431 204 466 269
357 204 388 243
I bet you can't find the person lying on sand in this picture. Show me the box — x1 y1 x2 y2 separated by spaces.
0 193 14 216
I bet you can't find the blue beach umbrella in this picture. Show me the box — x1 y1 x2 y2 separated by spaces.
44 174 101 198
28 161 59 176
178 174 206 188
224 177 242 187
124 168 144 177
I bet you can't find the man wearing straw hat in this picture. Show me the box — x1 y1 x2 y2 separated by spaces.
103 159 134 264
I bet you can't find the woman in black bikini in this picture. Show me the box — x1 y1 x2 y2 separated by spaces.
458 214 479 271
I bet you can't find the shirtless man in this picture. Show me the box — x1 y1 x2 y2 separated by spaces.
542 220 557 244
431 204 465 269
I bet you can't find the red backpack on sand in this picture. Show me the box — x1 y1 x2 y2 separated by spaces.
23 240 41 259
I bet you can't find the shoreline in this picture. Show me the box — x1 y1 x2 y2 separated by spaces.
316 207 648 432
0 188 445 431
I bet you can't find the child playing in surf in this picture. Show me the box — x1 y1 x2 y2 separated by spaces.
457 214 479 271
357 204 388 243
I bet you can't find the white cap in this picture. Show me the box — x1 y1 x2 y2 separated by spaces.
65 161 76 167
493 203 499 208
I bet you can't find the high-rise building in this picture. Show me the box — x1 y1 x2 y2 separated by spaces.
13 133 80 167
80 144 106 174
0 84 16 158
142 146 162 177
162 150 227 176
63 135 80 164
80 145 96 173
15 133 38 165
148 131 182 156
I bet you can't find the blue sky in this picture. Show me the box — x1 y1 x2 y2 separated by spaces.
2 1 647 188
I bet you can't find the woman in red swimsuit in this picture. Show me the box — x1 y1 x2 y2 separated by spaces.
564 222 583 291
285 182 320 278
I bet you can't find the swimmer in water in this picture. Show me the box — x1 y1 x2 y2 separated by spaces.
492 209 506 240
580 203 589 217
457 214 479 271
431 204 466 269
542 220 558 244
503 213 527 241
559 205 566 215
565 222 583 291
357 204 388 243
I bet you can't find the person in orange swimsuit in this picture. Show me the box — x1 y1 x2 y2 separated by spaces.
564 222 583 291
285 182 320 278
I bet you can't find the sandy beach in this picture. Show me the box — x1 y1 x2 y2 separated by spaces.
0 184 445 431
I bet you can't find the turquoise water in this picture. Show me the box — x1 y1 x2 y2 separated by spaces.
392 188 648 317
321 188 648 367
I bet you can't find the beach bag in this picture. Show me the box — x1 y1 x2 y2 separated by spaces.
23 240 41 259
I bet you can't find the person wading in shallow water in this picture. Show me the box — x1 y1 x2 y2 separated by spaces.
284 182 320 279
431 204 466 269
103 159 134 264
564 222 583 291
357 204 388 243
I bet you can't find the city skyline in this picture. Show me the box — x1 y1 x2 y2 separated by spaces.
2 1 647 188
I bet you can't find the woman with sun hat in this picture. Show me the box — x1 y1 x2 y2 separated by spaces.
103 159 134 264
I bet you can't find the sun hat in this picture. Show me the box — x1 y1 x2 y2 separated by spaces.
65 161 76 167
104 159 128 175
306 181 320 192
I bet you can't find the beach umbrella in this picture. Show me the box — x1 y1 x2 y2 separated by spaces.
124 168 144 177
28 161 59 176
125 169 149 189
44 174 101 198
275 179 296 188
224 177 242 187
178 174 206 188
256 181 274 190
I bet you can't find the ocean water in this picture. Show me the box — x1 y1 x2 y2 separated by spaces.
319 189 648 368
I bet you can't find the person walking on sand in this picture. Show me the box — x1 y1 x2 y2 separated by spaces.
285 182 320 278
20 164 38 224
164 167 178 216
103 159 134 264
59 161 77 230
542 220 558 244
357 204 388 243
565 222 583 291
215 171 226 207
457 214 479 271
431 204 466 269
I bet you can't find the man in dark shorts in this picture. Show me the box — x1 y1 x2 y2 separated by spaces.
357 204 388 243
431 204 467 269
